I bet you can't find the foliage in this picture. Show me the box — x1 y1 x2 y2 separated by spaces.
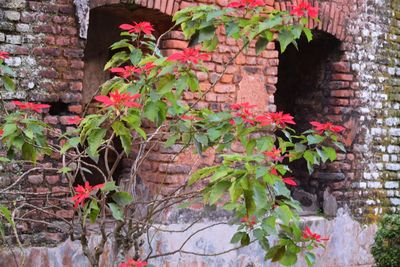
371 214 400 267
0 2 341 267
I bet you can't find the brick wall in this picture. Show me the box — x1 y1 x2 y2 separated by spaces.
0 0 399 246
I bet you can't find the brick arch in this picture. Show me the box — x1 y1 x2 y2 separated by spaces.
89 0 181 16
273 0 349 41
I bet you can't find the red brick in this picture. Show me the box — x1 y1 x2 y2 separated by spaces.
68 105 83 114
46 175 60 185
332 62 350 73
332 73 353 81
70 82 83 91
331 90 354 98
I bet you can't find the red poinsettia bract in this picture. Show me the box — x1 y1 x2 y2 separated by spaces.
67 116 82 125
227 0 265 8
0 51 9 60
240 215 257 228
119 22 154 35
302 226 329 242
0 129 3 137
310 121 345 134
180 115 202 121
12 101 51 113
111 66 142 79
255 112 295 128
167 48 210 64
71 181 104 208
290 1 319 19
94 90 141 109
282 177 297 186
264 147 286 162
118 259 148 267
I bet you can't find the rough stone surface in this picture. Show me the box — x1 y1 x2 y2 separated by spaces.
0 209 376 267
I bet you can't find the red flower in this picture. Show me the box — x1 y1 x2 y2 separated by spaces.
302 226 329 242
270 167 278 176
264 147 286 162
290 1 319 19
71 181 104 208
268 112 295 127
0 51 9 60
227 0 265 8
230 102 257 110
12 101 51 113
94 90 141 109
0 129 3 137
167 48 210 64
310 121 345 134
180 115 202 121
240 215 257 227
118 259 148 267
119 22 155 35
142 62 155 73
282 177 297 186
111 66 142 79
67 116 82 125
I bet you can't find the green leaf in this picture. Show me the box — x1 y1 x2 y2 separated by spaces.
280 251 297 266
144 100 167 125
229 180 243 202
209 181 231 205
112 192 133 207
323 146 337 161
230 231 245 244
278 30 294 52
22 142 36 162
255 37 268 55
241 233 250 246
198 26 216 42
262 216 277 235
88 200 100 224
207 128 221 142
307 134 324 145
58 166 72 174
0 205 14 226
316 148 329 163
130 48 143 65
275 205 293 225
333 141 346 152
305 252 316 267
194 134 208 146
104 51 129 70
87 128 106 158
303 27 313 42
101 181 118 192
189 166 218 185
108 203 124 221
2 75 15 92
165 134 180 148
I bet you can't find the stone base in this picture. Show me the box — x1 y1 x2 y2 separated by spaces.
0 209 376 267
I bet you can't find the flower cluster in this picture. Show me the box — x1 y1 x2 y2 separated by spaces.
0 51 9 60
71 181 104 208
310 121 345 134
290 1 318 19
111 66 142 79
167 48 210 64
95 90 141 109
302 226 329 243
118 259 148 267
12 101 51 113
119 22 154 35
227 0 265 8
230 102 295 128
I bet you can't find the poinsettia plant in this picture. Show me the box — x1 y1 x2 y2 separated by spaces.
0 2 343 267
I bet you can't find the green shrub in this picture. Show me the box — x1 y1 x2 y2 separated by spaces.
371 214 400 267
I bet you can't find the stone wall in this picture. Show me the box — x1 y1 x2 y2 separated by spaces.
0 0 399 264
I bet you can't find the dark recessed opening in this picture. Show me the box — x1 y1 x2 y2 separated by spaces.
48 101 69 116
83 5 174 104
275 31 342 214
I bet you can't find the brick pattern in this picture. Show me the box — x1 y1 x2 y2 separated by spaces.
0 0 399 245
